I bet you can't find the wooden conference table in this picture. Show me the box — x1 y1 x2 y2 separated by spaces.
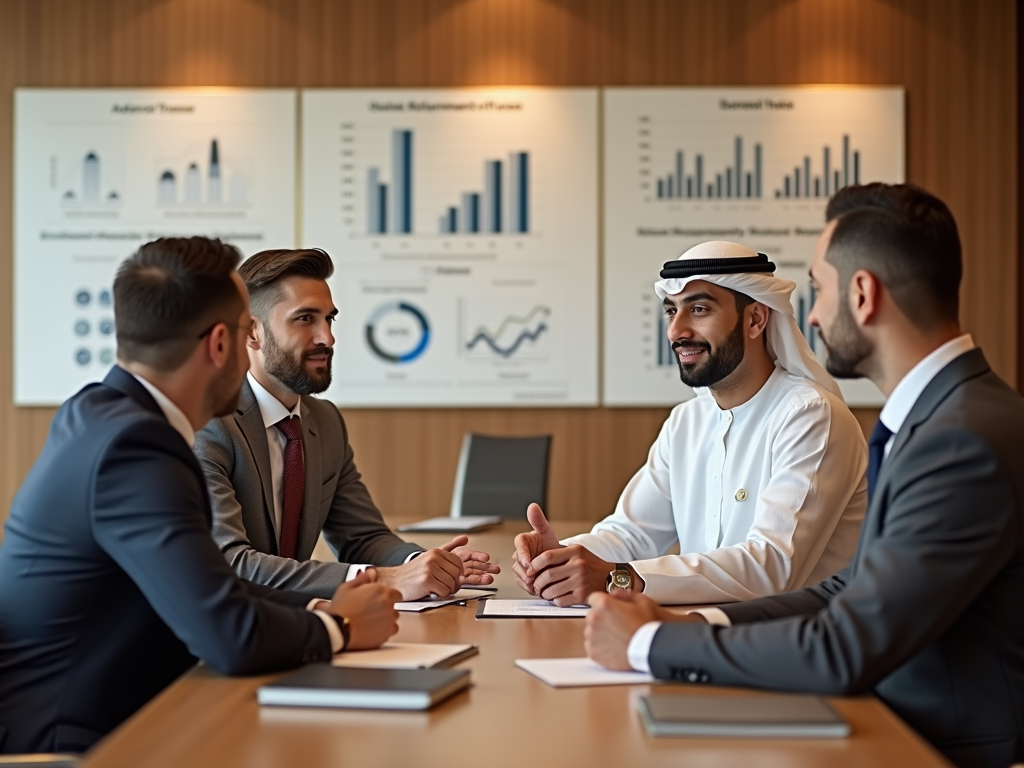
80 520 952 768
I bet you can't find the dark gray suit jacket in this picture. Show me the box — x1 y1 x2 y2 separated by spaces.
0 367 332 755
648 349 1024 768
194 379 422 599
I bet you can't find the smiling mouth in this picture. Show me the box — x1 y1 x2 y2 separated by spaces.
674 347 707 363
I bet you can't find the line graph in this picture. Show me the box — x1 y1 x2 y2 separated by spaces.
467 322 548 357
461 303 551 360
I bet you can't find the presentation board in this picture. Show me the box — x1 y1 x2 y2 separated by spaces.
302 89 599 407
14 88 297 405
602 87 904 406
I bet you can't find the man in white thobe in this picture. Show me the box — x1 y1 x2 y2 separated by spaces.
512 241 867 605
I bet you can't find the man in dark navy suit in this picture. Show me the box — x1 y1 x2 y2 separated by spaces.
584 184 1024 768
0 237 401 754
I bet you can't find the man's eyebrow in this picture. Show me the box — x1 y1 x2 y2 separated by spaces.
678 291 719 304
288 305 325 316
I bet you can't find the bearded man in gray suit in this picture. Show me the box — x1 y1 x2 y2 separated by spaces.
194 248 499 601
584 183 1024 768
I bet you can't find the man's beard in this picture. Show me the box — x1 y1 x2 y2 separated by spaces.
208 340 244 417
263 324 333 395
819 298 872 379
674 313 746 388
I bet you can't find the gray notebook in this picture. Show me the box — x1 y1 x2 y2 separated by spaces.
638 693 850 738
258 664 471 711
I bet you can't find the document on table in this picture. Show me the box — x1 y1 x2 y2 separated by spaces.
475 599 590 618
395 588 495 613
334 642 478 670
516 657 656 687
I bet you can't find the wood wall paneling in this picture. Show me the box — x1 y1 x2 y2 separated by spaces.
0 0 1016 532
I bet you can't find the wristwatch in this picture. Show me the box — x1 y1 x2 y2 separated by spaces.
330 614 351 651
606 563 633 593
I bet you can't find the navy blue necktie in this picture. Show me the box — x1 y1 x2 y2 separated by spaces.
867 419 893 501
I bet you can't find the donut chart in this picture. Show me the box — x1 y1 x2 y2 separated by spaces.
364 301 431 363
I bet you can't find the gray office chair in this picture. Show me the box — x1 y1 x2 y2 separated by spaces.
449 433 551 519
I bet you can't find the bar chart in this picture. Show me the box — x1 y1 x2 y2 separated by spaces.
655 138 763 200
604 87 903 406
364 126 531 236
302 88 598 406
774 135 861 200
59 150 122 205
155 138 251 206
439 152 529 235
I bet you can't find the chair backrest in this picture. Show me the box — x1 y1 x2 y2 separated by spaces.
449 433 552 519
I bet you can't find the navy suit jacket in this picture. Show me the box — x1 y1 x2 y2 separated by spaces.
648 350 1024 768
0 367 333 754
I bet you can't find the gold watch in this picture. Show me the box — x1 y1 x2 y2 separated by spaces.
606 563 632 593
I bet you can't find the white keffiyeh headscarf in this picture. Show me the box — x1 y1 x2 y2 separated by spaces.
654 240 840 398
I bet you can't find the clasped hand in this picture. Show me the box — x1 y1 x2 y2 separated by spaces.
372 535 501 600
512 503 617 606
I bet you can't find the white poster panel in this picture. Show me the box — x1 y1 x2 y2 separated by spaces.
603 87 904 407
14 88 297 405
302 89 598 407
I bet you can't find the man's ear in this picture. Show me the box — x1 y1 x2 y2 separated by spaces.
849 269 881 326
247 316 262 351
205 322 232 369
747 301 771 339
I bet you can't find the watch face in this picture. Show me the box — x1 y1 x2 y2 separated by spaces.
612 571 631 589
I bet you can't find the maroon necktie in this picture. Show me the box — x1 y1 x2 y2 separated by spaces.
275 416 305 559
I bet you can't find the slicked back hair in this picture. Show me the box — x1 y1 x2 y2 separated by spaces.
824 183 962 329
238 248 334 321
114 237 243 372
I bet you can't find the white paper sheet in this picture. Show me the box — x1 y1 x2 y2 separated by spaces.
515 657 656 687
476 599 590 618
333 642 478 670
395 588 495 613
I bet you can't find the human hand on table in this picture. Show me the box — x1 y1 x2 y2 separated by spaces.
371 541 465 600
584 589 705 671
449 535 501 586
513 503 624 606
512 503 563 595
328 571 402 650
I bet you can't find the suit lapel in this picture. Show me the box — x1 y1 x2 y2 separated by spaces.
297 398 323 559
885 349 990 467
855 349 991 571
234 380 279 546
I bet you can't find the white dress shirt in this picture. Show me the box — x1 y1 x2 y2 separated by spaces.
247 373 409 582
132 371 344 653
626 334 977 672
564 366 867 605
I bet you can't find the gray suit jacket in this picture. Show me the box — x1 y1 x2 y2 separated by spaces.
194 380 422 599
647 349 1024 768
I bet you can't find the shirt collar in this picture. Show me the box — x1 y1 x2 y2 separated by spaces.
247 371 301 430
130 373 196 448
711 365 786 415
879 334 975 435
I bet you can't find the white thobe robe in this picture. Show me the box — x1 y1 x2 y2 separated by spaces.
563 367 867 604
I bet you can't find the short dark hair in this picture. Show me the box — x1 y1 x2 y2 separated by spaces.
238 248 334 321
114 237 243 371
824 183 962 328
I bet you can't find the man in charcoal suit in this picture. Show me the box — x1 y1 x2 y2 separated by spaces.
584 183 1024 768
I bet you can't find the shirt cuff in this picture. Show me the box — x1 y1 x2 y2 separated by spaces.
687 607 732 627
345 564 372 581
627 621 661 673
404 551 421 564
312 610 345 654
